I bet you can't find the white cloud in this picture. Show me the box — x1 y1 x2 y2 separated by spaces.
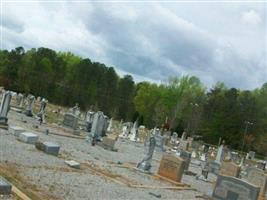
241 10 262 25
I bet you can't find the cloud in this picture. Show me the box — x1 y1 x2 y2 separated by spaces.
1 2 266 90
241 10 262 25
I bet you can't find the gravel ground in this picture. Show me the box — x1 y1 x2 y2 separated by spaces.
0 110 215 200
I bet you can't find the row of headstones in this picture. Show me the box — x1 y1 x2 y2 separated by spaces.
6 90 48 123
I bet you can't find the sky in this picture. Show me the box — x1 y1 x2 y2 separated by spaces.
1 1 266 89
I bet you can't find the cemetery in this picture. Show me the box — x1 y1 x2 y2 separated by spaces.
0 89 266 200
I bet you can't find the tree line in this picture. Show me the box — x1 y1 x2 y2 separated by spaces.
1 47 267 155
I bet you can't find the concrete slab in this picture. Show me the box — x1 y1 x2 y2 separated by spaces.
43 142 60 156
8 125 25 136
18 132 38 144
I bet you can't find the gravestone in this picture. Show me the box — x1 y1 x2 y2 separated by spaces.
136 135 156 172
89 111 106 141
8 125 25 136
215 144 225 164
248 151 255 160
70 103 80 117
219 162 241 178
212 174 260 200
85 111 94 132
187 137 194 148
181 131 187 140
43 142 60 156
179 150 192 171
100 137 117 151
36 98 47 124
24 95 35 117
157 154 186 183
35 141 60 156
0 177 12 195
63 113 78 129
171 132 178 144
153 128 164 151
207 160 221 174
0 91 12 127
19 132 38 144
257 160 266 170
245 167 267 198
179 140 189 151
107 118 113 132
16 93 24 107
129 119 138 141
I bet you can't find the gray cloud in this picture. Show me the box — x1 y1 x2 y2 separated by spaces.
1 1 266 89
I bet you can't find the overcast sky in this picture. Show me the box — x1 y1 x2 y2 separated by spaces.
1 1 266 89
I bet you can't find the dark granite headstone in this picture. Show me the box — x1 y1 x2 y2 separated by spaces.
212 174 260 200
179 150 192 171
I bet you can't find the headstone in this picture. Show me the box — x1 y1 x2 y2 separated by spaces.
43 142 60 156
179 140 189 151
219 162 241 178
18 132 38 144
16 93 24 107
248 151 255 160
63 113 78 129
35 141 60 156
136 135 156 172
187 137 194 148
100 137 117 151
153 128 164 151
0 91 12 126
207 160 221 174
215 145 225 164
85 111 94 132
179 150 192 171
157 154 186 183
36 98 47 124
245 167 267 198
257 160 266 170
181 131 187 140
171 132 178 144
107 118 113 132
65 160 80 169
192 151 197 158
8 125 25 136
70 103 80 117
212 174 260 200
129 119 138 141
89 111 106 141
200 153 207 162
24 95 35 117
0 177 12 195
